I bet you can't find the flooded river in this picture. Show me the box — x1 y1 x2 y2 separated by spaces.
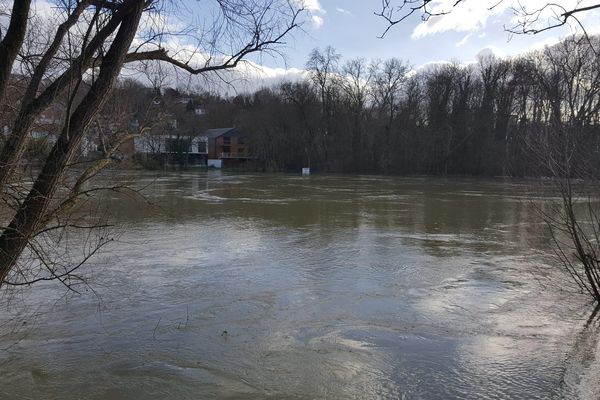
1 172 599 399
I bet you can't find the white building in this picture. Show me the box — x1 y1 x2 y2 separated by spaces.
134 133 209 165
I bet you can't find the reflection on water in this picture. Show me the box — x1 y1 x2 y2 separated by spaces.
1 172 599 399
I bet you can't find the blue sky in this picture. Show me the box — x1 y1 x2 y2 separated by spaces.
151 0 600 92
29 0 600 92
270 0 600 69
186 0 599 93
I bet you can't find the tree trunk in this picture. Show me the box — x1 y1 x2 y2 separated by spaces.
0 0 145 286
0 1 132 191
0 0 31 104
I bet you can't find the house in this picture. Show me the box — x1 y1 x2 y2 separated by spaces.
185 99 207 116
134 131 208 166
30 104 63 146
205 127 250 168
132 93 210 166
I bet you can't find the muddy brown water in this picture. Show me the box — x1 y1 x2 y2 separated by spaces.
1 172 599 399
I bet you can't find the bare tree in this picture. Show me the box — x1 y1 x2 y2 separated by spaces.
340 58 371 171
376 1 600 38
374 2 600 308
0 0 31 104
306 46 341 168
280 80 320 168
0 0 305 289
526 36 600 303
369 58 409 172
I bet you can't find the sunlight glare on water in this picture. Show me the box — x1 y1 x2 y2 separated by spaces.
1 172 599 399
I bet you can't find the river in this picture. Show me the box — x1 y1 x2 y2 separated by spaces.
0 172 598 399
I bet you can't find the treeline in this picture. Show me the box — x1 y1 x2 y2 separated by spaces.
226 36 600 177
27 35 597 177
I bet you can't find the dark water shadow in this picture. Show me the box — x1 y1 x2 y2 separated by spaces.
559 304 600 399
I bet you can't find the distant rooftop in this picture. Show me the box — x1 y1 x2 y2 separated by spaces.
204 127 237 139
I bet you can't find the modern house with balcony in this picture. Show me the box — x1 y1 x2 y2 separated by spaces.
205 127 251 167
132 126 249 168
133 129 208 166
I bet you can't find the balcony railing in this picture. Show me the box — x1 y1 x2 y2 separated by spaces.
220 152 251 159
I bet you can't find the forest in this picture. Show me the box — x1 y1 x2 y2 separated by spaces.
170 35 599 178
16 34 599 179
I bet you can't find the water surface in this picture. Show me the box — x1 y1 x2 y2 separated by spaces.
1 172 598 399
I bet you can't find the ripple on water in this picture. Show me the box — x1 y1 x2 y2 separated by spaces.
0 173 598 399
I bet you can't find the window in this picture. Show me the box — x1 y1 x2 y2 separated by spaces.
165 138 191 153
197 141 207 153
222 136 231 144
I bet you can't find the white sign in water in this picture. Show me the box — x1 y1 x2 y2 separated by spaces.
208 159 222 168
302 167 310 176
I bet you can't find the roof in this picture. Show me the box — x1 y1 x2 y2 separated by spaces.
204 127 238 139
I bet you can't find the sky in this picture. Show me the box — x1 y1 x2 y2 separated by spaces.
27 0 600 93
279 0 600 66
236 0 600 90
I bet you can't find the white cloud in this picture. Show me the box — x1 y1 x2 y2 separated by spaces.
125 35 310 95
522 36 561 53
293 0 326 29
297 0 324 13
575 7 600 35
475 46 506 60
311 15 324 28
31 0 56 19
411 60 453 75
204 63 309 95
411 0 496 39
412 46 510 74
505 0 600 33
456 33 472 47
229 63 308 93
336 7 353 17
411 0 600 39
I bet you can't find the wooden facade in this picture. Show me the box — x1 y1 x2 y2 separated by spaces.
206 128 250 164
